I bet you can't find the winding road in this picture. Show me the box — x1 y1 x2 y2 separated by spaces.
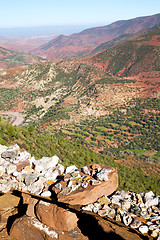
0 112 25 126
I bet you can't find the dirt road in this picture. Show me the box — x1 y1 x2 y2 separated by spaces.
0 112 25 126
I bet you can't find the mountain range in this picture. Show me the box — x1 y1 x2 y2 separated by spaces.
32 13 160 59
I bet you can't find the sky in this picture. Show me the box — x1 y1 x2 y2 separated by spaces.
0 0 160 33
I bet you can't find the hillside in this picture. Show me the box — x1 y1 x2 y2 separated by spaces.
90 26 160 77
91 24 160 54
0 45 44 70
32 13 160 59
0 117 159 195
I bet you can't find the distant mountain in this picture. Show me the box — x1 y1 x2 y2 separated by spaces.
0 45 44 70
91 24 160 54
89 26 160 77
33 13 160 59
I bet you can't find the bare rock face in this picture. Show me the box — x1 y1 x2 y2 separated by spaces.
0 192 20 231
36 200 78 231
52 164 118 205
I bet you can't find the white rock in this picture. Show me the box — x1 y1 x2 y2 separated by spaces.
151 229 159 238
6 164 17 175
71 184 80 192
144 191 155 202
45 169 59 181
0 166 5 176
130 218 141 228
65 165 78 174
0 182 11 193
145 197 160 208
96 168 112 181
57 164 64 175
121 200 131 211
0 144 8 154
123 214 132 226
139 225 149 234
108 209 116 219
41 191 52 197
81 166 90 175
15 151 31 162
82 204 94 212
93 203 101 213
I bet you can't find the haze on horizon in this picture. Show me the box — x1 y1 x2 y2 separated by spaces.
0 0 160 37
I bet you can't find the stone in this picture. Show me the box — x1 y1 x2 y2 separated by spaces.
53 165 118 205
44 169 59 181
144 191 155 202
151 229 159 238
22 193 39 218
108 208 116 219
97 195 111 206
81 166 90 175
57 164 65 175
138 225 149 234
6 164 17 175
130 218 141 228
98 209 108 217
0 193 20 230
16 150 31 162
82 204 94 212
36 201 78 231
10 216 58 240
24 173 38 186
145 196 160 209
41 191 52 197
121 199 131 212
0 165 6 176
65 165 78 174
96 168 112 181
1 144 19 160
123 214 132 226
16 159 30 172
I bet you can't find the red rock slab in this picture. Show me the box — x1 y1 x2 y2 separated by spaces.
10 216 57 240
54 165 118 206
36 201 78 231
10 216 87 240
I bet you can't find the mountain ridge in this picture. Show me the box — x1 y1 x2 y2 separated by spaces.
33 13 160 59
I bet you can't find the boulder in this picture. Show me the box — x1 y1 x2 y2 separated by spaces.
52 164 118 205
36 200 78 231
0 193 20 231
10 215 87 240
10 216 58 240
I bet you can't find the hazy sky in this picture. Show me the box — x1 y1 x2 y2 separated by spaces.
0 0 160 28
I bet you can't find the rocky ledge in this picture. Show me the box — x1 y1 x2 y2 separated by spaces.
0 144 159 240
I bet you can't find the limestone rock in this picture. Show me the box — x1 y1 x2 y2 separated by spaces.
1 144 19 160
36 200 78 231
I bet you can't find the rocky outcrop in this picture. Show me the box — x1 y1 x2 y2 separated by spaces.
36 201 78 231
53 164 118 205
0 144 159 239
